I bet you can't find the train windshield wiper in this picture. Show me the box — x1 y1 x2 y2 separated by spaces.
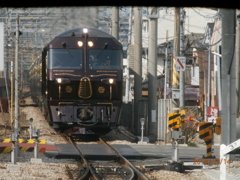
62 42 74 59
96 43 108 59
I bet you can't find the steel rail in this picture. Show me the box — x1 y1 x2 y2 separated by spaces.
98 138 149 180
68 136 92 180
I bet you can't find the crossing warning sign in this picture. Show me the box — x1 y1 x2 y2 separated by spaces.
175 57 186 71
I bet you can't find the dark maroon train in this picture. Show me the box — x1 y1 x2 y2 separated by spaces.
29 27 123 134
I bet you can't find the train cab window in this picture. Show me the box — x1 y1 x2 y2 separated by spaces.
88 50 123 70
49 49 82 69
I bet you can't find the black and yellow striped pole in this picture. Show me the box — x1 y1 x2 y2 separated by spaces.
168 112 185 162
199 122 214 158
168 113 181 130
215 117 221 135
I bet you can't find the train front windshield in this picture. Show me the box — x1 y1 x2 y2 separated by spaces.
88 50 123 70
49 49 82 69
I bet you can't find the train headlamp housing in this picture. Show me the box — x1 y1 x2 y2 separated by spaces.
101 78 116 84
55 78 71 84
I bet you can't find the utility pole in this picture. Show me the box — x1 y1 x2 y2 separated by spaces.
179 8 185 108
207 47 211 108
172 8 180 109
147 7 158 140
10 59 13 124
164 30 168 100
220 9 236 157
125 7 133 103
236 14 240 113
14 14 20 141
133 7 142 134
111 7 119 40
21 56 23 93
11 14 20 164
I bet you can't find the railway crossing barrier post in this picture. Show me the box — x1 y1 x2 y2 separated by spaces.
167 111 186 173
11 135 17 164
29 118 33 139
7 130 20 170
32 129 40 159
140 118 145 142
199 122 214 158
171 131 182 161
168 112 183 161
10 128 19 164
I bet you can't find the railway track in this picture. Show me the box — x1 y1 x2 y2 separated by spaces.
68 134 149 180
19 91 38 107
15 89 207 179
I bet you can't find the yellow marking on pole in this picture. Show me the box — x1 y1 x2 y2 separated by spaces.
3 139 11 143
172 57 179 86
215 117 221 135
199 122 214 157
3 147 11 153
20 147 29 151
39 140 47 144
1 139 47 144
168 113 181 129
27 139 36 143
18 139 24 143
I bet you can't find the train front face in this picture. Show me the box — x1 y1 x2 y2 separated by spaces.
45 28 123 131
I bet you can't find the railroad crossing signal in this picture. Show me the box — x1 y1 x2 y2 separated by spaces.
168 113 182 130
175 56 186 71
199 122 213 141
199 122 214 158
215 117 221 135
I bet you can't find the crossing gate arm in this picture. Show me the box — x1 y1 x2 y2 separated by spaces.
220 139 240 180
221 139 240 156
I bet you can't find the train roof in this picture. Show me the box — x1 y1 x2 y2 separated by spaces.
55 28 115 38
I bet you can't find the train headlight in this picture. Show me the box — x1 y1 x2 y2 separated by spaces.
78 41 83 47
55 78 71 84
101 78 116 84
88 41 93 47
83 28 88 34
56 78 62 84
109 78 114 84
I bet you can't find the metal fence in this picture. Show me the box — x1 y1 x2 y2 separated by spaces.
157 99 172 141
183 106 200 119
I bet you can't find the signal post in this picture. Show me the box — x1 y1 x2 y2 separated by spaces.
199 117 221 159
